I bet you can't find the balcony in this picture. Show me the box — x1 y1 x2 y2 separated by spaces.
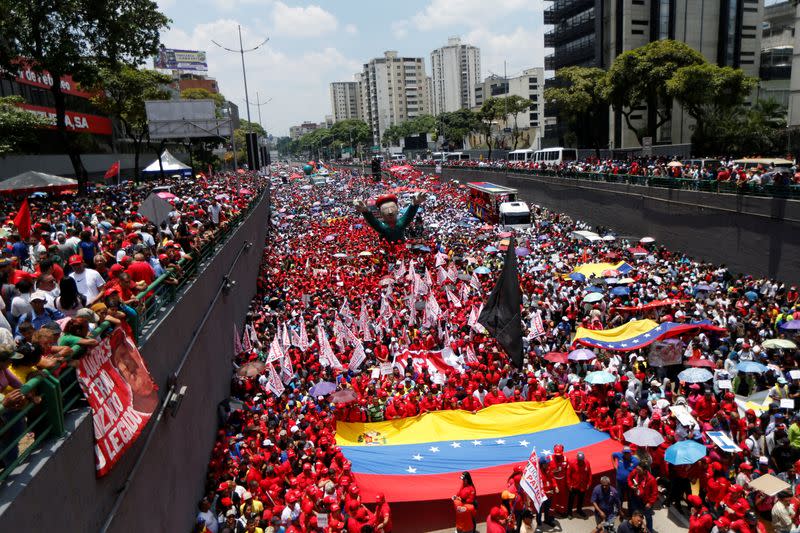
544 0 594 25
545 44 596 70
544 16 595 47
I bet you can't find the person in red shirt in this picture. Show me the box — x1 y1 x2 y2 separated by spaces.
731 511 767 533
486 505 509 533
373 492 392 532
627 463 657 532
537 456 557 527
126 252 156 285
567 452 593 517
452 495 477 533
483 384 507 406
549 444 569 515
693 389 719 422
688 494 714 533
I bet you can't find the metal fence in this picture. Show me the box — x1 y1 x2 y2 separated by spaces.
0 189 267 483
426 165 800 200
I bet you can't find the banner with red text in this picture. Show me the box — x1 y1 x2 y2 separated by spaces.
76 328 158 476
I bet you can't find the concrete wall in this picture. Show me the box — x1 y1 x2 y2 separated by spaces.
0 190 271 533
434 167 800 283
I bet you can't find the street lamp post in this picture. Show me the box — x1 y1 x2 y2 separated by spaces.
212 26 269 169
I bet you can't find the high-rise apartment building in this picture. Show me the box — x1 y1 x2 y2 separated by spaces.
360 51 432 146
329 81 362 122
543 0 764 149
430 37 481 114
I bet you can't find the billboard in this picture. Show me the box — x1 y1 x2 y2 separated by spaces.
154 46 208 73
145 99 233 139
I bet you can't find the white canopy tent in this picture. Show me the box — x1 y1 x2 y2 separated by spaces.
142 150 192 177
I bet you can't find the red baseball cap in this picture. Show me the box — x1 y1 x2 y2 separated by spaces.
68 254 83 265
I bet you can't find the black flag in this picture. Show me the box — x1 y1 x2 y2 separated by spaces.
478 236 523 368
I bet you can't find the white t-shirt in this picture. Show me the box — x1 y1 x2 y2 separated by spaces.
69 268 105 302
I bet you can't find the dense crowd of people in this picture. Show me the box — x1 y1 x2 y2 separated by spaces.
0 171 266 468
193 163 800 533
402 156 800 188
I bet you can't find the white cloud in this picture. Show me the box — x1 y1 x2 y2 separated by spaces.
410 0 544 30
208 0 272 13
464 26 548 76
391 20 409 39
344 23 358 35
162 19 360 135
271 2 338 36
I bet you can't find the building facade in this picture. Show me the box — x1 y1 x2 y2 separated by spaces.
289 121 319 140
329 81 362 122
761 1 793 112
430 37 481 114
543 0 764 149
360 51 431 146
474 74 509 107
506 68 546 149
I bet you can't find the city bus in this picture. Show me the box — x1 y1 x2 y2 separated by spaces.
533 147 578 165
466 181 518 224
499 201 532 229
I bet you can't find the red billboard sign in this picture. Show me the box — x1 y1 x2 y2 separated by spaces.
9 64 94 99
17 103 113 136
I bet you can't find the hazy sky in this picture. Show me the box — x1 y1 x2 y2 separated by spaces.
157 0 548 136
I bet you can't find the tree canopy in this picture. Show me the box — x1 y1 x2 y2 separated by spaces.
0 96 51 155
545 66 609 153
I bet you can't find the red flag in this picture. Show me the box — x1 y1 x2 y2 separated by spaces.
13 198 31 240
104 161 120 180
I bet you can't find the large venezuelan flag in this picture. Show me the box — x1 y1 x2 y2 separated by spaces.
337 398 620 502
573 319 726 352
567 261 634 279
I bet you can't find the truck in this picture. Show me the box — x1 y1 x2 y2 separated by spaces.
466 181 519 224
499 201 532 229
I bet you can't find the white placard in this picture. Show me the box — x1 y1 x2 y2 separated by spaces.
370 367 380 380
790 370 800 380
781 399 795 409
379 362 393 376
706 431 742 453
717 380 732 390
670 405 699 428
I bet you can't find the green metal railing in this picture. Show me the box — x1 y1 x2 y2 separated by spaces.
0 188 266 482
428 165 800 199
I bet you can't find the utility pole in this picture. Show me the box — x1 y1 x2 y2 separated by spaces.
212 27 269 169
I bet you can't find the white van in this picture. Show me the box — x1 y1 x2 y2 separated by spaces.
499 201 532 229
508 149 535 162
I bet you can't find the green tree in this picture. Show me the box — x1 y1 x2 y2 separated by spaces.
91 66 172 180
276 136 292 157
300 128 333 159
0 0 170 190
477 98 503 161
666 63 757 153
181 88 226 111
0 96 51 155
382 124 404 147
495 95 534 150
330 119 371 156
605 40 705 145
437 108 478 150
545 66 609 156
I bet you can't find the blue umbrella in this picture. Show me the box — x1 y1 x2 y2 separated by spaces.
413 244 432 252
585 285 603 293
694 284 713 292
515 247 530 257
569 273 586 282
354 224 363 229
781 320 800 331
537 234 549 241
474 266 491 274
569 348 597 361
737 361 768 373
484 245 498 253
585 370 616 385
610 286 630 297
309 381 337 397
744 291 759 302
604 277 619 284
677 368 713 383
665 440 706 465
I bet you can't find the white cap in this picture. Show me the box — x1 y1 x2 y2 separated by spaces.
30 291 48 302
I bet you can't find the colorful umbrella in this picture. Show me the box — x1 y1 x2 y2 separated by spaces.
543 352 569 364
780 320 800 331
762 339 797 350
582 293 604 303
474 266 491 274
665 440 706 465
309 381 337 397
329 389 358 404
623 427 665 447
569 273 586 282
677 368 713 383
737 361 768 373
685 358 716 369
569 348 596 361
236 361 265 377
585 370 616 385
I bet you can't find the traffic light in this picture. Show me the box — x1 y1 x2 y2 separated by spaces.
371 158 381 182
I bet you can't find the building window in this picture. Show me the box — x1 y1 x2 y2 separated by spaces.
658 0 671 40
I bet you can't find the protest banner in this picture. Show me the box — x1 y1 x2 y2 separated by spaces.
76 328 157 476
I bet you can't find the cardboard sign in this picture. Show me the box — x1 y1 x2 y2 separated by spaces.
519 450 548 511
781 399 795 409
790 370 800 381
717 380 732 390
669 405 698 428
379 362 394 376
648 339 684 367
706 431 742 453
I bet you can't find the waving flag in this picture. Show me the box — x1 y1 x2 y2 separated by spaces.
281 322 291 348
298 319 310 351
337 398 620 502
479 239 523 368
573 319 725 352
